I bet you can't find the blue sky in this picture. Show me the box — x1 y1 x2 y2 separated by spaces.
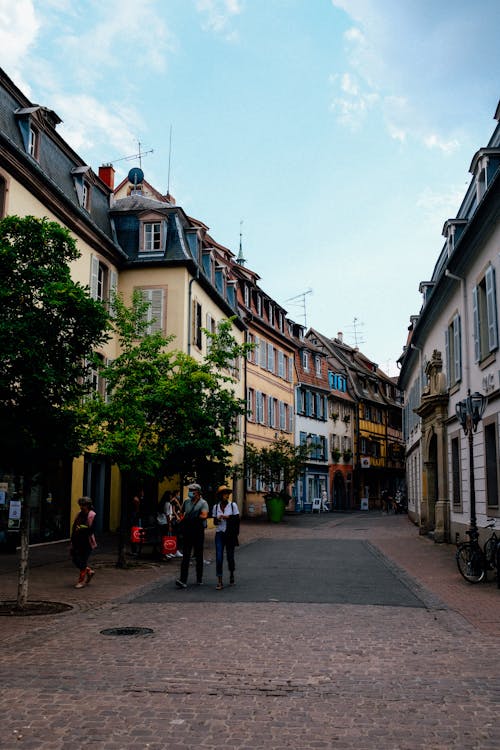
1 0 499 375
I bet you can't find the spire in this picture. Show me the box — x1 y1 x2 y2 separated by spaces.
237 219 246 265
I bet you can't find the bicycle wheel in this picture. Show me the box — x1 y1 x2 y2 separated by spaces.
456 544 486 583
484 536 498 570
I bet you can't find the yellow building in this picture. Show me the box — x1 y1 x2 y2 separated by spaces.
231 260 296 516
0 68 247 541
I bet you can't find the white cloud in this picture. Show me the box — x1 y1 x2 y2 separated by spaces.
0 0 39 92
424 133 460 155
416 185 466 230
329 0 497 150
51 93 142 163
196 0 242 40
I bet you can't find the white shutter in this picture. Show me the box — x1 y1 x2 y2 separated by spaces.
260 340 267 368
486 265 498 352
453 315 461 382
472 286 480 362
90 254 99 300
109 269 117 316
150 289 164 333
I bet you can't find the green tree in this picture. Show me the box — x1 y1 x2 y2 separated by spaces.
87 293 250 565
0 215 110 607
242 435 311 503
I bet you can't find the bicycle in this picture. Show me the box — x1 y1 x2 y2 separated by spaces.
456 520 500 584
483 519 499 572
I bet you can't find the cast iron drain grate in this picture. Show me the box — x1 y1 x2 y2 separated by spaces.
100 627 154 636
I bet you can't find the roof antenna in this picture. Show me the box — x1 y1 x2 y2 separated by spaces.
285 288 312 327
111 140 154 165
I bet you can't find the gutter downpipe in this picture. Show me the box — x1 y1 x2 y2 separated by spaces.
445 269 470 392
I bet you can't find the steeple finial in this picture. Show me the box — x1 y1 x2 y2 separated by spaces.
237 220 246 265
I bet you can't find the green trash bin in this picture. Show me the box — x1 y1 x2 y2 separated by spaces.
266 496 285 523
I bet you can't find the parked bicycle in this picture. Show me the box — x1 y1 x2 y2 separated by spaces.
456 520 500 584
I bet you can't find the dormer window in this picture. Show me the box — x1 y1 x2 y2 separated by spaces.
268 303 274 327
243 283 250 307
255 294 262 317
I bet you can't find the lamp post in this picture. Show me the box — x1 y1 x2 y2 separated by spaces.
455 390 487 534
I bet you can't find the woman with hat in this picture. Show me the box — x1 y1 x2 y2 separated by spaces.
212 485 240 590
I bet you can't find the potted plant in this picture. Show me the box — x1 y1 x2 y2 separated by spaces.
343 450 352 462
241 436 311 522
331 448 341 463
342 414 351 425
331 412 339 423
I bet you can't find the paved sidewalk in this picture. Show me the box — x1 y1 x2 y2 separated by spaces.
1 512 499 634
0 512 499 750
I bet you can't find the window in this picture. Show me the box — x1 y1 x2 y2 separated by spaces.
140 288 165 334
364 404 372 421
268 397 275 428
193 300 202 349
244 284 250 307
303 351 309 371
278 350 285 378
255 391 264 424
451 435 461 507
279 401 286 430
247 388 255 421
445 313 462 386
88 353 105 399
473 266 498 362
268 303 274 326
484 419 499 509
28 125 39 158
82 180 91 211
315 356 321 376
142 222 162 252
267 343 275 373
0 175 6 217
255 294 262 316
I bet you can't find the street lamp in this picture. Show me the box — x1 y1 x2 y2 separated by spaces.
455 390 487 533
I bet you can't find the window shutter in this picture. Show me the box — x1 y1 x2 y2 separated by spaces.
90 255 99 300
150 289 164 333
109 269 118 316
486 266 498 352
472 286 480 362
444 327 450 385
453 315 462 382
267 343 274 372
260 340 267 368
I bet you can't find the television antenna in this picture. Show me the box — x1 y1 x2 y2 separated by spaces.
344 317 365 348
111 140 154 168
285 288 312 327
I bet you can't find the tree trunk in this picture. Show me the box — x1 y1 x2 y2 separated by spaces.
16 504 30 608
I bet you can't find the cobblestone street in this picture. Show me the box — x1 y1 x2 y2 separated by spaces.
1 512 499 749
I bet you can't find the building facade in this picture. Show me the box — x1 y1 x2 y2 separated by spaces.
398 102 500 544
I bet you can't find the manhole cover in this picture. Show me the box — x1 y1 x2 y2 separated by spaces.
100 627 154 636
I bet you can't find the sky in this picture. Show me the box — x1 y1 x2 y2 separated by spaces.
1 0 499 376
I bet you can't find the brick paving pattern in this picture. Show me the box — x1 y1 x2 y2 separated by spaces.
0 513 499 749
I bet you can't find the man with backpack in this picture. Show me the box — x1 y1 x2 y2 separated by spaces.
212 485 240 590
175 483 209 589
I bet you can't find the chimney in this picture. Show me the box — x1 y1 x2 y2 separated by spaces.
98 164 115 190
337 331 343 343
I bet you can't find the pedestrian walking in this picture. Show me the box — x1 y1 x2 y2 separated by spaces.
212 485 240 590
175 483 208 589
70 496 97 589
